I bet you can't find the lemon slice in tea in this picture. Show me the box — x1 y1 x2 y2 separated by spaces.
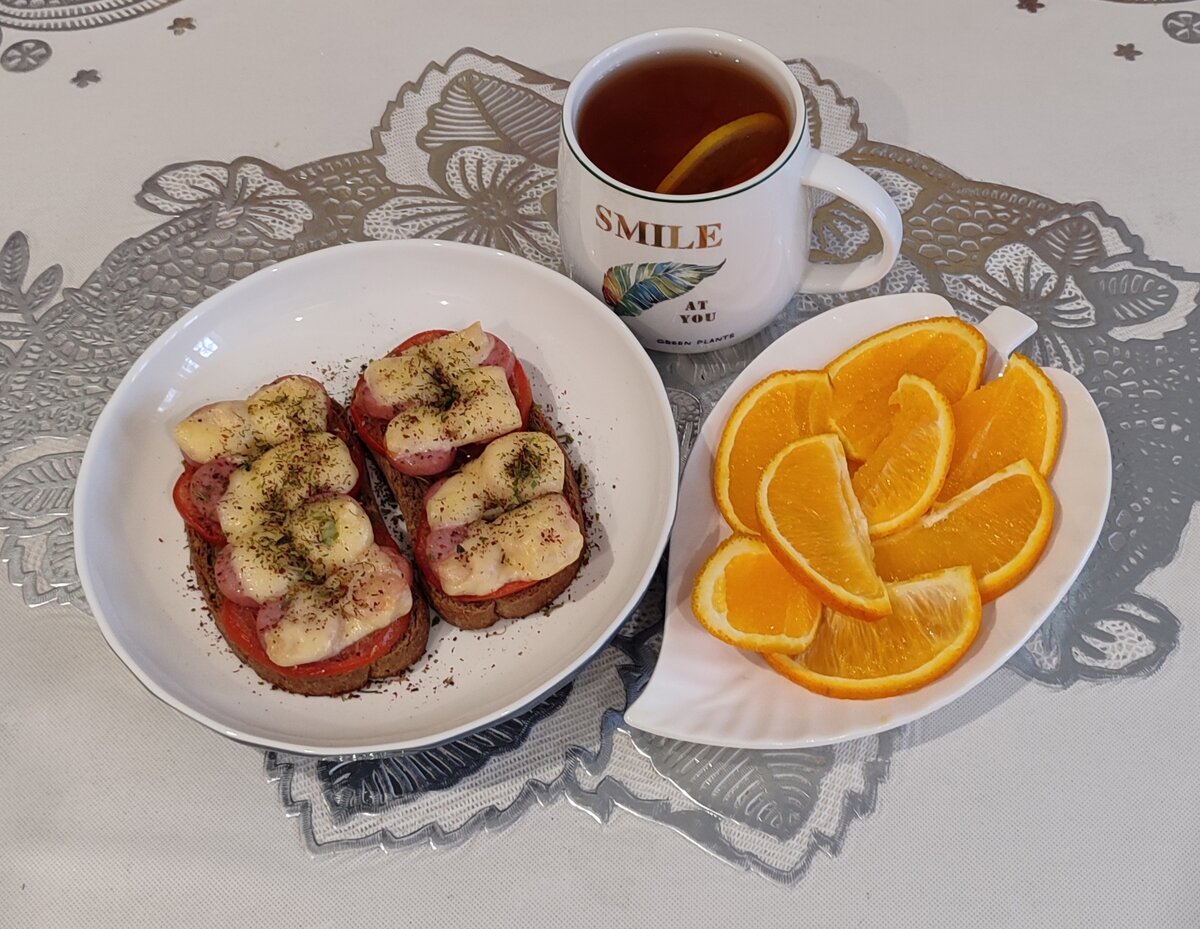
655 112 788 195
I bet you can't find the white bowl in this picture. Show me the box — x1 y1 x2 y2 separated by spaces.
75 240 678 755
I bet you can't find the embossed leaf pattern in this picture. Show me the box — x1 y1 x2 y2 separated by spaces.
43 519 79 589
0 518 84 609
1034 215 1105 267
321 740 504 814
632 736 834 841
0 231 63 345
0 319 31 339
1078 268 1179 323
0 437 89 609
811 202 877 264
0 0 181 30
24 265 63 314
136 161 231 214
1012 594 1181 683
1067 594 1179 676
667 387 704 471
316 684 571 817
0 452 80 518
601 261 725 317
417 70 561 167
0 230 30 291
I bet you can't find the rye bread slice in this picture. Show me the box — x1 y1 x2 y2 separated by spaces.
182 400 430 696
375 405 586 631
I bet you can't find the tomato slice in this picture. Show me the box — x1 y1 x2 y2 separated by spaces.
509 358 534 423
173 466 227 546
411 507 539 602
349 329 535 473
452 579 540 603
349 377 392 462
395 328 452 354
219 598 408 680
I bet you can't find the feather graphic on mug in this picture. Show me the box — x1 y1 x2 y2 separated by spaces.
601 260 726 317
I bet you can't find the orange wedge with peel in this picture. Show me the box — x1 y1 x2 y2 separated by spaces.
940 353 1063 500
713 370 832 535
691 534 823 653
656 112 789 195
872 458 1055 601
826 316 987 461
756 434 891 620
764 566 982 699
851 374 955 538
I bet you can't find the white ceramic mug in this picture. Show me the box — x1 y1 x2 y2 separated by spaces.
557 28 903 354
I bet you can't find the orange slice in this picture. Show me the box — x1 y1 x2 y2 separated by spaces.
713 370 833 535
691 534 823 653
656 112 789 195
756 434 891 619
872 459 1055 601
851 374 954 537
764 566 982 699
940 353 1063 500
826 316 987 461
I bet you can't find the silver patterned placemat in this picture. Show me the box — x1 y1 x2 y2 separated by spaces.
2 49 1196 882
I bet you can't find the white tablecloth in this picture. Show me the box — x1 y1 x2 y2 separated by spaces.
3 1 1198 925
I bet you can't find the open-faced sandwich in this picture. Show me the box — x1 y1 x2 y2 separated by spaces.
171 374 429 695
351 324 586 629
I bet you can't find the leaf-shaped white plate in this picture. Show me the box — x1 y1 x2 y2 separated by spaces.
624 294 1111 749
75 240 677 755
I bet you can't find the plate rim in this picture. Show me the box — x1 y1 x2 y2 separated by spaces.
73 239 679 756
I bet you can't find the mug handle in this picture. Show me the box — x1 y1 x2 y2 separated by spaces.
798 150 904 294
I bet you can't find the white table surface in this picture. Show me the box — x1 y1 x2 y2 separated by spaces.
3 0 1198 926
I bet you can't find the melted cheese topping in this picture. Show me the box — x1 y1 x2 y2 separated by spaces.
426 432 565 530
434 494 583 597
285 497 375 575
364 323 492 407
173 376 329 464
227 526 308 602
246 376 328 447
364 324 523 460
383 366 520 459
173 401 259 464
217 432 358 540
262 547 413 667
